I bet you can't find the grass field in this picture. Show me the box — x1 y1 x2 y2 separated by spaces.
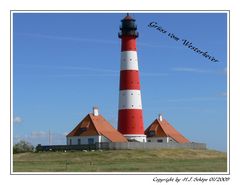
13 149 227 172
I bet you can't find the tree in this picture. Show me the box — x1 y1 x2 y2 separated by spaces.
13 140 34 154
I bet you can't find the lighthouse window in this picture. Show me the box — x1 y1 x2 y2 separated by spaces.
131 105 134 107
131 93 133 95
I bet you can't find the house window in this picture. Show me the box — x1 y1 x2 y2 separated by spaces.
88 138 94 144
147 140 151 142
78 139 81 145
80 127 87 132
148 131 155 137
157 139 163 143
69 139 72 145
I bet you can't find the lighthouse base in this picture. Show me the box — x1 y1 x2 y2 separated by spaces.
123 134 147 142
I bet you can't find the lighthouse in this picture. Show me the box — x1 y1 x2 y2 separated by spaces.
117 14 146 142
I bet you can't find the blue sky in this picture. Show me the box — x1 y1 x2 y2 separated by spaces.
13 12 227 151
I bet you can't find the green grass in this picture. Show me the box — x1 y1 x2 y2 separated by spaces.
13 149 227 172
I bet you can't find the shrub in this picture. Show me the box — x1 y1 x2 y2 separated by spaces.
13 140 34 154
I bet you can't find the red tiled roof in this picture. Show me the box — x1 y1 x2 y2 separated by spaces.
67 114 99 137
145 118 189 143
67 113 127 142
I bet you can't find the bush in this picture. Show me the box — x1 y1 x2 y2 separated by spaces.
13 140 34 154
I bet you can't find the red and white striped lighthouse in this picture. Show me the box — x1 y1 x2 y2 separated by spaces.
117 14 146 142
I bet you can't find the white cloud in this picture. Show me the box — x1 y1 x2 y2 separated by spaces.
15 64 119 77
17 64 170 77
138 42 183 49
31 131 48 138
17 33 183 49
167 96 226 102
224 67 227 74
172 67 228 75
13 131 66 146
13 116 23 124
219 92 227 97
17 33 118 45
172 67 211 73
141 72 169 77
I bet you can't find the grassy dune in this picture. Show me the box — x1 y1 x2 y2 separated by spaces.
13 149 227 172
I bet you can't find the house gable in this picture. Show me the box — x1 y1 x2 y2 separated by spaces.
145 120 167 137
67 113 127 143
145 118 189 143
67 115 99 137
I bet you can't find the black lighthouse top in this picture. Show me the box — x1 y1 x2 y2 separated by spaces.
118 13 139 38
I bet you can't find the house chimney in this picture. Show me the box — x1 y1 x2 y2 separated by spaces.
158 114 163 122
93 107 99 116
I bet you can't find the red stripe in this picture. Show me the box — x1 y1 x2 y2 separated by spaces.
121 36 137 51
120 70 140 90
118 109 144 134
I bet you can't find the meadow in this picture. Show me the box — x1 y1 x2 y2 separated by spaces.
13 149 227 172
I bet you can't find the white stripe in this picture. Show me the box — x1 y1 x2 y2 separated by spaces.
120 51 139 71
118 90 142 110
